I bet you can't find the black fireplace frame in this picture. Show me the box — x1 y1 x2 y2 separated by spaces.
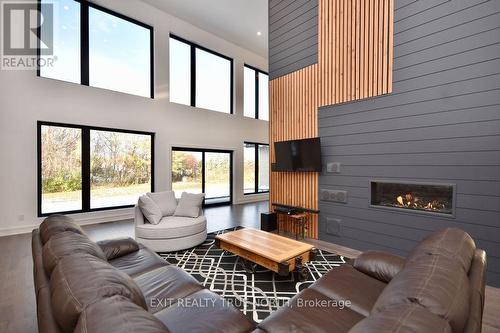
369 180 457 218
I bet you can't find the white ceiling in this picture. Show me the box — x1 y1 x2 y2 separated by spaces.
141 0 268 58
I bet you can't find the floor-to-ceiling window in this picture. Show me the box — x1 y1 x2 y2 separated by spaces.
172 148 232 206
38 122 154 216
244 142 269 194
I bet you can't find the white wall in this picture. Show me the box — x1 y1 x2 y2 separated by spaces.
0 0 269 235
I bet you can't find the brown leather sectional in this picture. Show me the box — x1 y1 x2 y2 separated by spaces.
32 215 487 333
32 215 255 333
254 228 487 333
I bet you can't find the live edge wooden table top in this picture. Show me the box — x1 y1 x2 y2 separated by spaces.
215 228 314 276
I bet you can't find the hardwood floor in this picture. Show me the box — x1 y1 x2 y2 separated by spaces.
1 200 498 332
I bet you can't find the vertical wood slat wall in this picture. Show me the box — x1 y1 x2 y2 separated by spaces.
269 0 393 238
319 0 394 106
269 65 319 239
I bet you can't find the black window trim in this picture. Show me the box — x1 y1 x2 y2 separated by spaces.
171 147 234 207
244 141 270 195
169 33 234 114
37 0 155 99
37 121 155 217
244 64 269 120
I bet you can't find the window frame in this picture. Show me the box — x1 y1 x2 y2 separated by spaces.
37 121 155 217
37 0 155 99
171 147 234 207
169 34 234 114
244 142 269 195
244 64 269 120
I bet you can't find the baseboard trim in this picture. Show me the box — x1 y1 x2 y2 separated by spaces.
0 209 134 237
234 194 269 205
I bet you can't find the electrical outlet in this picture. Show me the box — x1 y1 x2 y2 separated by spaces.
320 189 330 201
334 190 348 203
18 214 25 221
326 217 342 236
327 162 341 173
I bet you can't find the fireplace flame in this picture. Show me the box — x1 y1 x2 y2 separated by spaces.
394 193 446 211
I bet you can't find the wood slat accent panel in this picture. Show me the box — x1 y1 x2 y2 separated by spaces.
270 65 319 239
269 0 394 238
319 0 394 106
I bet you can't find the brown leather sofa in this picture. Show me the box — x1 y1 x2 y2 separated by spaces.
32 215 256 333
33 215 486 333
254 228 487 333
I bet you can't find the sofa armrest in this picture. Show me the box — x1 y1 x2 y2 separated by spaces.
353 251 405 283
135 205 146 225
97 237 140 260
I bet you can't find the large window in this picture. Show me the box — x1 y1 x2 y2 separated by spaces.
39 1 153 98
169 34 233 114
38 122 154 216
40 0 81 84
244 142 269 194
244 65 269 120
40 125 82 214
172 148 232 206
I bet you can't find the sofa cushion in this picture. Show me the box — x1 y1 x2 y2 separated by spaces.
135 216 207 240
373 254 470 333
407 228 475 272
97 237 140 260
39 215 86 245
43 231 106 276
173 192 204 218
139 195 163 225
147 191 177 217
310 264 386 317
108 243 169 277
256 288 363 333
75 296 170 333
349 304 452 333
353 251 405 283
155 289 255 333
50 253 147 333
134 266 204 313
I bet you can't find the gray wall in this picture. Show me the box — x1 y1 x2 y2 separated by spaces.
318 0 500 286
269 0 318 79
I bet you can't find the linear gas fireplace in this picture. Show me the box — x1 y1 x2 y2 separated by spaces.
370 181 456 217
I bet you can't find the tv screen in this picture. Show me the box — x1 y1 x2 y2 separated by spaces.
274 138 322 172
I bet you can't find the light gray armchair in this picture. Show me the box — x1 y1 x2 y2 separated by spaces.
134 201 207 252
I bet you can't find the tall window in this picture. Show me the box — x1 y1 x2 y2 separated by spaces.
39 1 154 98
40 0 81 84
169 34 233 114
244 142 269 194
244 65 269 120
172 148 232 206
38 122 154 216
40 125 82 214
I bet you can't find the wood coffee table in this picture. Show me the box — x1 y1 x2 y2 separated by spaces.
215 228 315 278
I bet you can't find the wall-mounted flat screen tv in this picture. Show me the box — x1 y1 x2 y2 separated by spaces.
273 138 322 172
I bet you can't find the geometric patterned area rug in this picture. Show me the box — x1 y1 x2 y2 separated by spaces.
157 227 347 323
